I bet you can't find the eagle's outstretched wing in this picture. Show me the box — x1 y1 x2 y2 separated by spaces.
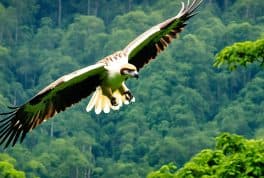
0 63 105 148
124 0 203 70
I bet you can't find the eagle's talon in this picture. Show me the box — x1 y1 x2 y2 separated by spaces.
110 97 118 106
124 91 133 102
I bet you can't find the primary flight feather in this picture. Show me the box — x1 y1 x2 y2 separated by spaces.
0 0 203 148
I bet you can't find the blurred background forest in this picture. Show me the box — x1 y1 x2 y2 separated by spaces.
0 0 263 177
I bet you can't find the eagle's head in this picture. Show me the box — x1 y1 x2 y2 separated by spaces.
120 64 139 79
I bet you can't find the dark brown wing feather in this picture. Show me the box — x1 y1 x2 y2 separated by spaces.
0 63 105 148
124 0 203 70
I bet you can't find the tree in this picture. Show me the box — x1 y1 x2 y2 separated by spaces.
0 4 17 45
147 133 264 178
61 15 106 64
223 0 264 23
0 153 26 178
214 38 264 70
147 163 177 178
3 0 38 45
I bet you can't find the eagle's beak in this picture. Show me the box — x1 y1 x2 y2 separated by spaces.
132 71 139 79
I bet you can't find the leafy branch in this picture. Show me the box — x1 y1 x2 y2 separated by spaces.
214 38 264 70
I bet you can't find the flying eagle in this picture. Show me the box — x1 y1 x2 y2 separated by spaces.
0 0 202 148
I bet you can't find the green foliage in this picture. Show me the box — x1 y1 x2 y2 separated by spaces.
223 0 264 23
0 93 8 109
214 38 264 70
0 0 263 177
0 153 26 178
147 163 177 178
148 133 264 178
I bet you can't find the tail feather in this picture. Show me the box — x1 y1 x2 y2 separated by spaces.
86 87 134 114
101 94 110 113
86 88 100 112
102 98 110 113
94 94 102 114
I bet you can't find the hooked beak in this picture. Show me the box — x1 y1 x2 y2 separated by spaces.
132 71 139 79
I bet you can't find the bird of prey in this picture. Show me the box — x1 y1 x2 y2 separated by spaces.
0 0 202 148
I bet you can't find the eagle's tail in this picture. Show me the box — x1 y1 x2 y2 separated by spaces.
86 87 134 114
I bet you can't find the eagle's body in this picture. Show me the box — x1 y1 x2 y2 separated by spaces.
87 51 137 114
0 0 203 148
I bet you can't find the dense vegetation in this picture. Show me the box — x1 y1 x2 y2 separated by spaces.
0 0 263 177
148 133 264 178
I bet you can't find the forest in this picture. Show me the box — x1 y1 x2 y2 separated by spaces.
0 0 263 177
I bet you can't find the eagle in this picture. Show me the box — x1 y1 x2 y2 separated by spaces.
0 0 202 148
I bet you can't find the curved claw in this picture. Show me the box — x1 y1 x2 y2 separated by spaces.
110 97 118 106
124 91 134 102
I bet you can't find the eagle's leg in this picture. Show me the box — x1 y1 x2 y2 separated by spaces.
102 87 118 106
119 83 134 102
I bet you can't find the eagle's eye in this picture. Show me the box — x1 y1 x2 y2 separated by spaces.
121 68 133 75
120 68 139 78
